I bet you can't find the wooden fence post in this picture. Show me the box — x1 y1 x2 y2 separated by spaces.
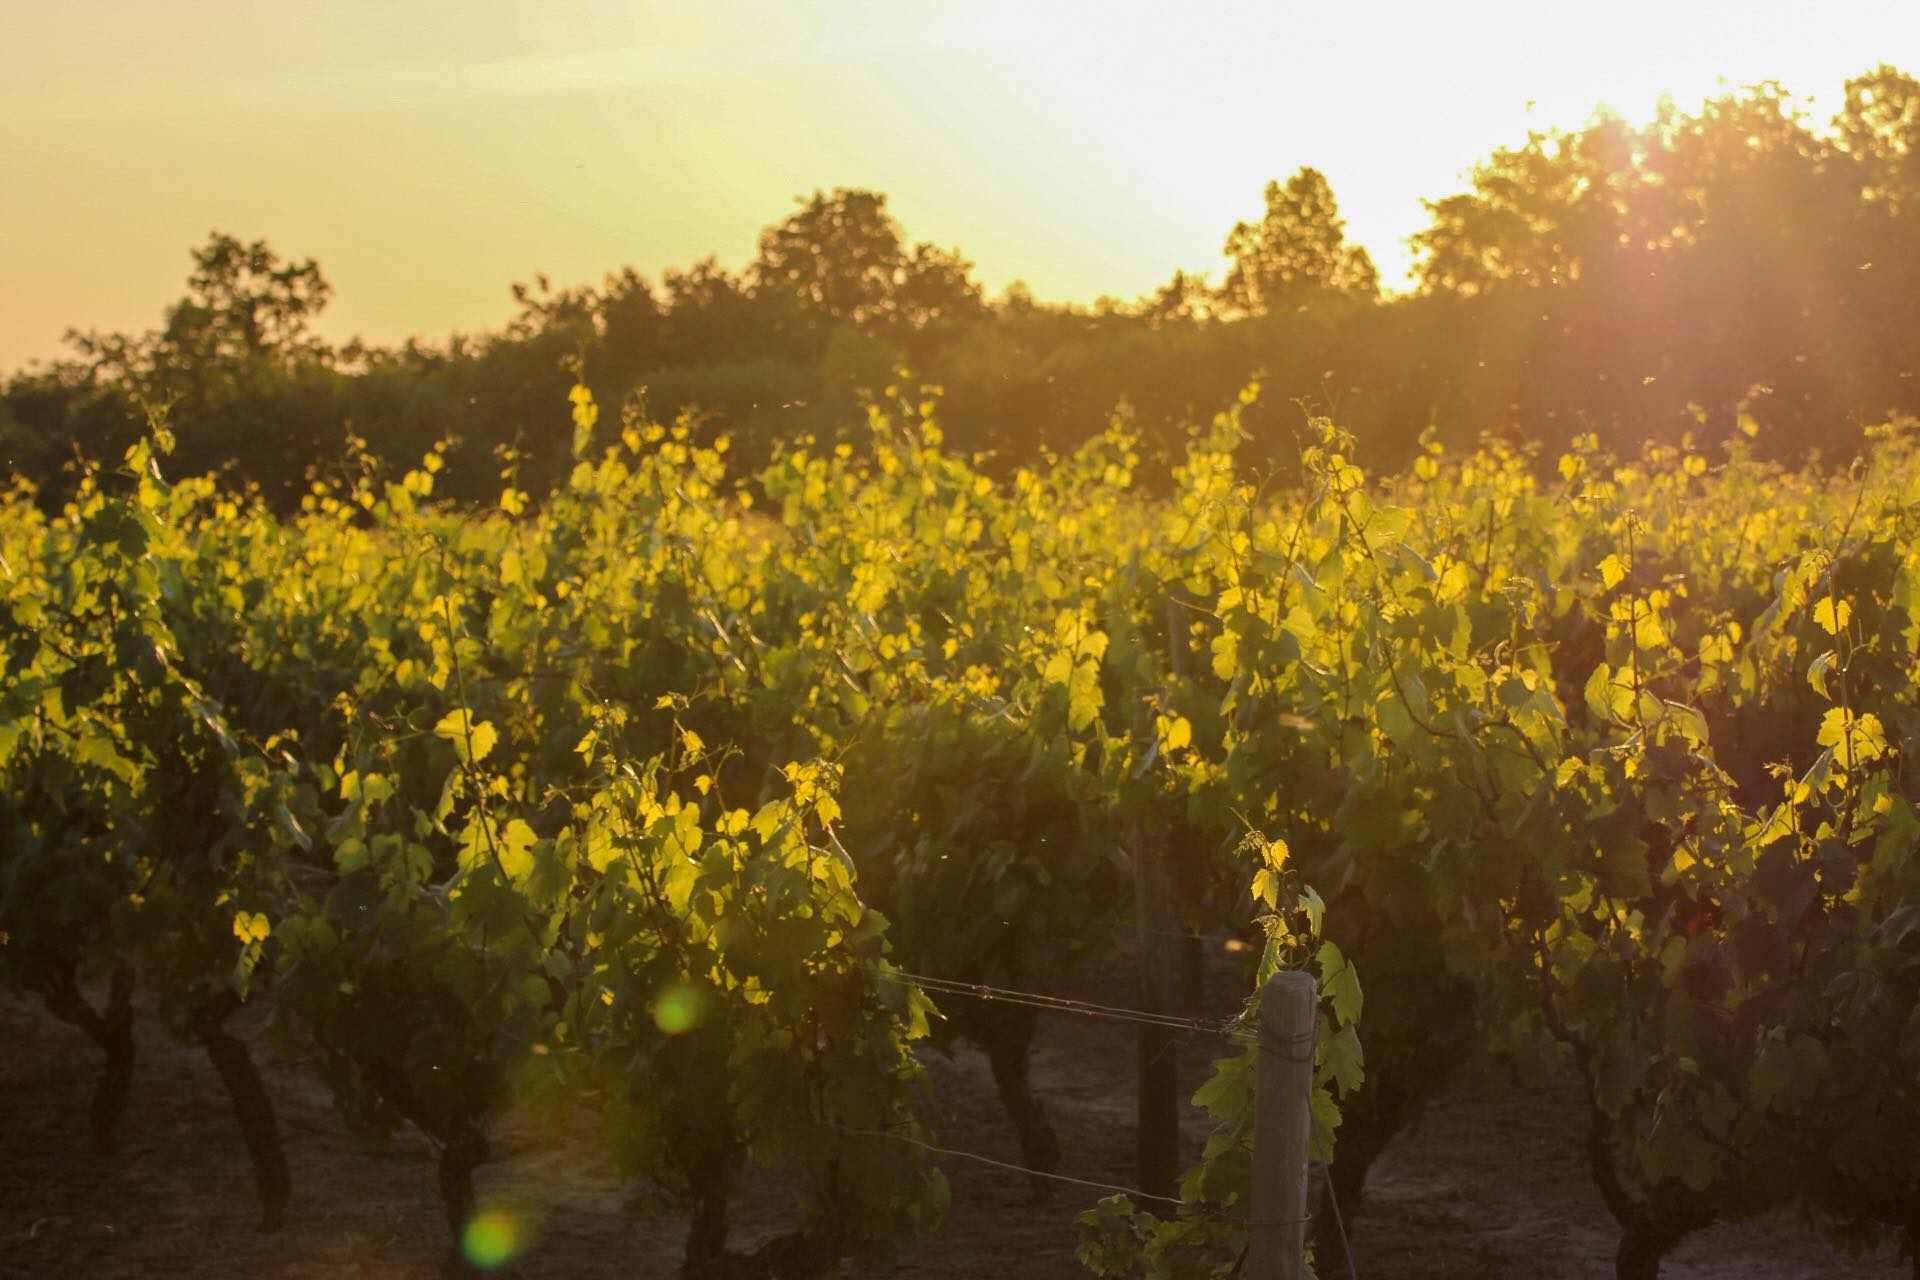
1131 689 1180 1203
1248 969 1317 1280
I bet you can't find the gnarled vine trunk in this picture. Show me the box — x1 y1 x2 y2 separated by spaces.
43 963 135 1155
1583 1096 1713 1280
190 992 291 1231
976 1005 1061 1188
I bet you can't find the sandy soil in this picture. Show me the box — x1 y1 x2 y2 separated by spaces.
1 946 1906 1279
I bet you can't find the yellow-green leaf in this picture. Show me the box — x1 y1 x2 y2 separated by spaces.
498 818 537 881
1316 940 1363 1025
435 709 499 765
1807 650 1836 700
1634 610 1668 651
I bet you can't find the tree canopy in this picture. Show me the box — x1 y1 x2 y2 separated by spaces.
10 69 1920 506
1219 167 1379 314
749 188 984 335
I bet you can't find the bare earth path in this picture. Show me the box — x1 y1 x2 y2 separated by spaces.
0 950 1906 1279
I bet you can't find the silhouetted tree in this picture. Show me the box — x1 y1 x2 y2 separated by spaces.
1137 270 1215 327
597 268 666 381
12 70 1920 508
163 232 333 366
1835 63 1920 214
752 189 910 328
750 188 982 336
1411 112 1644 295
899 241 986 331
657 258 773 365
1219 167 1378 314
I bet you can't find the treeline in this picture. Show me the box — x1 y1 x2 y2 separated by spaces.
5 66 1919 504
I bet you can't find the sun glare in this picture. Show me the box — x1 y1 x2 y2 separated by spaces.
2 0 1916 359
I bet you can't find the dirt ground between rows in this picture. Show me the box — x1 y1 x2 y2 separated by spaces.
1 943 1907 1279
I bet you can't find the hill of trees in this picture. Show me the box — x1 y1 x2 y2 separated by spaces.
5 67 1918 505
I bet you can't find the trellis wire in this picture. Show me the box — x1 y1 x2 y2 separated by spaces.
827 1122 1313 1231
865 963 1324 1061
853 964 1343 1266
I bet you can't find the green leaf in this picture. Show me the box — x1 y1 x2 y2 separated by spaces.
1660 700 1710 747
1584 663 1633 724
1190 1046 1254 1117
1308 1086 1343 1163
1321 1022 1364 1095
569 383 599 460
1377 692 1417 747
1595 830 1653 898
1812 597 1851 635
1362 505 1412 549
274 802 311 851
1634 609 1668 651
333 837 369 874
498 818 537 882
1066 659 1103 733
1807 649 1836 700
1316 940 1363 1025
1818 707 1888 763
435 709 499 765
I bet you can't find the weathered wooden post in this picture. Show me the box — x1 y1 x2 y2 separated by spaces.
1131 688 1180 1202
1248 969 1317 1280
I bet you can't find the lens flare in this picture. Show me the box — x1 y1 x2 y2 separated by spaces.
651 980 707 1034
461 1209 525 1270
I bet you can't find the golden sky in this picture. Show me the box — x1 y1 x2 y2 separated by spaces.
4 0 1917 369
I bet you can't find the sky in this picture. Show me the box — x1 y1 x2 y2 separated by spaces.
4 0 1918 371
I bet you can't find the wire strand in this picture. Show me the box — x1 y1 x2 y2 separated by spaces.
868 963 1323 1063
882 966 1235 1034
865 963 1261 1040
1317 1161 1358 1280
826 1123 1313 1231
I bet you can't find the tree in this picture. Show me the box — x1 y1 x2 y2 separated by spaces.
1411 89 1865 299
898 241 985 331
1219 168 1378 315
159 233 333 366
60 233 334 396
659 257 773 365
1835 63 1920 213
1136 270 1214 326
749 188 983 334
1647 83 1855 248
1410 113 1642 296
597 267 665 377
505 272 600 345
752 189 910 328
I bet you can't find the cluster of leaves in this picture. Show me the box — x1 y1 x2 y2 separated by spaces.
0 428 307 1209
14 361 1920 1280
1069 402 1920 1278
0 393 957 1275
0 379 1326 1275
